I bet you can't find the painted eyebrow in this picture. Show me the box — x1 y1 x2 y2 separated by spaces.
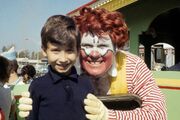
97 44 109 47
81 43 93 46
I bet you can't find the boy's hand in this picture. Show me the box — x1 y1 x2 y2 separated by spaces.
18 92 32 118
84 93 108 120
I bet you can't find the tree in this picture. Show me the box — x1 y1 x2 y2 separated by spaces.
18 50 30 58
31 51 36 59
1 44 16 52
2 46 8 52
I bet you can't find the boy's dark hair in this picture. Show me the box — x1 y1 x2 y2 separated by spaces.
41 15 81 51
9 59 19 73
21 65 36 78
0 56 10 83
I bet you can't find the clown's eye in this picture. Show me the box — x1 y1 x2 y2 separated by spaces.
98 44 108 49
81 43 93 48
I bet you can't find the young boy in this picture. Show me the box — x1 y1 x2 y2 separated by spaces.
27 15 93 120
0 56 12 120
17 64 36 85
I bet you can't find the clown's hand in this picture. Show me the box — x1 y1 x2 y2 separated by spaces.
84 93 108 120
18 92 32 118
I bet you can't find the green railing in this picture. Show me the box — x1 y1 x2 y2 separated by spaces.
153 71 180 120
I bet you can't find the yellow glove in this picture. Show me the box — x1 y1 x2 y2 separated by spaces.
18 92 32 118
84 93 108 120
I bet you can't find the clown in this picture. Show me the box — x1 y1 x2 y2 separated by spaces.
18 7 167 120
80 33 118 95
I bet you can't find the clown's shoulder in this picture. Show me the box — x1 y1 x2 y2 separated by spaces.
118 50 144 65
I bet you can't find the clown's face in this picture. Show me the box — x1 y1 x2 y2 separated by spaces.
80 33 114 77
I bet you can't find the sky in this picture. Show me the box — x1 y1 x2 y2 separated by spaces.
0 0 91 53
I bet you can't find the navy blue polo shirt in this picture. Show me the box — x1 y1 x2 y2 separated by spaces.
28 66 94 120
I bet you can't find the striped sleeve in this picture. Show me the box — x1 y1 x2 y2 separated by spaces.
108 53 167 120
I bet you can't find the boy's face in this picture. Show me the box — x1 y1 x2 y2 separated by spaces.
80 33 114 77
43 41 78 75
23 74 29 83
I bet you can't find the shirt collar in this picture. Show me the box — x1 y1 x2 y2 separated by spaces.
48 65 78 83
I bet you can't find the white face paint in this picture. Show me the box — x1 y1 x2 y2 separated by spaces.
81 33 114 56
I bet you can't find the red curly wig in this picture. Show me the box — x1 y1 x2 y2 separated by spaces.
73 7 129 48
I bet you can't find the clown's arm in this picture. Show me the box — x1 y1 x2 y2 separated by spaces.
84 58 167 120
84 93 108 120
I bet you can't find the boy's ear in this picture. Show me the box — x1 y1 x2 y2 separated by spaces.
41 46 47 57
